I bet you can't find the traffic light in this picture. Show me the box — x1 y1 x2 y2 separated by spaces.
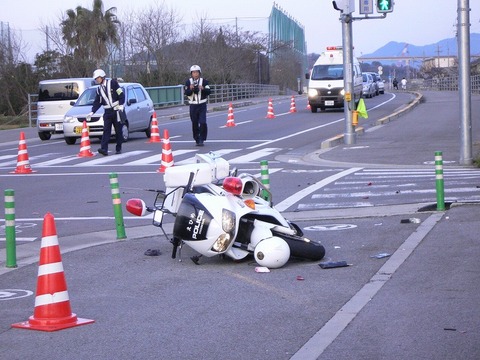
376 0 394 13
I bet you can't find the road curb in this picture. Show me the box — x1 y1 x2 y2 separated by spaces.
320 91 423 149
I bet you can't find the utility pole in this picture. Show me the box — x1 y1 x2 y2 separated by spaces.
458 0 472 165
342 13 355 145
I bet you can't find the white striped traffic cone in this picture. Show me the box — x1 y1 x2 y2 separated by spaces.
265 98 275 119
12 213 95 332
148 112 161 143
77 121 95 157
10 132 35 174
157 129 174 173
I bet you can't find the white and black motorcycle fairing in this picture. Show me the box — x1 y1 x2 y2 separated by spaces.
126 153 325 268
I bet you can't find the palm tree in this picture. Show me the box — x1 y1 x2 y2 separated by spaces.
61 0 120 68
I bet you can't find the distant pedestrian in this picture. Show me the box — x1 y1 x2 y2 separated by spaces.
184 65 211 146
87 69 125 156
401 77 407 90
393 77 398 90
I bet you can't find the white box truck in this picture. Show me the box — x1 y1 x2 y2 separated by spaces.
306 46 363 113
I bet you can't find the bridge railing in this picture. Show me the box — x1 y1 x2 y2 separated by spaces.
421 75 480 94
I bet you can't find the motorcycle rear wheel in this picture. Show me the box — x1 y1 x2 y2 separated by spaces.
273 231 325 261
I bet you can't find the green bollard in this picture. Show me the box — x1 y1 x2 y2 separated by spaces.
4 189 17 268
109 173 127 239
435 151 445 211
260 160 271 202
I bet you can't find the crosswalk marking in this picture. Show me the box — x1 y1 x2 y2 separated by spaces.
296 167 480 210
0 147 284 169
125 149 197 165
228 148 281 164
74 150 151 166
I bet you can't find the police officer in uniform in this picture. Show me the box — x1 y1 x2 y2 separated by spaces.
88 69 125 156
184 65 211 146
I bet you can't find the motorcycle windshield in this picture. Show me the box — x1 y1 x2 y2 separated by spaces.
173 193 213 241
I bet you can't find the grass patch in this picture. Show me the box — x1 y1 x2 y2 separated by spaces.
0 115 31 130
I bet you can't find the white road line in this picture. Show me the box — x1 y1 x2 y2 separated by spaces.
228 148 281 164
275 168 362 212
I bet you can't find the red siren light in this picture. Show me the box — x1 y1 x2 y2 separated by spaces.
222 177 243 196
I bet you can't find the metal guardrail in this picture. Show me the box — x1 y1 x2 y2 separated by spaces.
28 83 281 122
421 74 480 94
144 85 183 107
145 83 280 107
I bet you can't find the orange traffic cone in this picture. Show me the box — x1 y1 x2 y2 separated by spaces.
157 129 174 173
289 96 297 113
225 103 236 127
12 213 95 332
10 131 35 174
265 98 275 119
77 121 95 157
148 112 161 143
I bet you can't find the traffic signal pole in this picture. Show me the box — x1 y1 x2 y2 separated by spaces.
458 0 472 165
341 13 355 145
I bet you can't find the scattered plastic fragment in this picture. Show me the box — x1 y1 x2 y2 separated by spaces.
319 261 350 269
255 266 270 273
370 252 391 259
334 246 341 249
374 223 383 226
400 218 421 224
367 182 372 186
443 328 456 331
296 276 305 281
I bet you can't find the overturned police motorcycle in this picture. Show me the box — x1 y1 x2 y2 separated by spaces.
126 152 325 269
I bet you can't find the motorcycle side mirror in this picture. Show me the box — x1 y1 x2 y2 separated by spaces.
154 192 166 208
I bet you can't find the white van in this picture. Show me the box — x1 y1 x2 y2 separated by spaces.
306 46 363 113
37 78 95 140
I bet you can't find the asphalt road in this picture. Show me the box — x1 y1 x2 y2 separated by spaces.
0 90 479 359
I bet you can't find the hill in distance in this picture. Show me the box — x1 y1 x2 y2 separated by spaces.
362 33 480 59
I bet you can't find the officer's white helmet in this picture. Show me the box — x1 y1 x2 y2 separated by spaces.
93 69 106 79
254 237 290 269
190 65 201 74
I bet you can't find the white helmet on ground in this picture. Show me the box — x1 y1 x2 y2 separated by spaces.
190 65 201 74
254 237 290 269
93 69 106 79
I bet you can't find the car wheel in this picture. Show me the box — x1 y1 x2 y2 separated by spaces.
122 124 129 142
145 119 152 138
64 137 77 145
310 106 318 113
38 132 51 141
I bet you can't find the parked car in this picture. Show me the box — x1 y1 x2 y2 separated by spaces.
63 82 155 145
362 72 376 98
37 78 95 140
367 72 385 95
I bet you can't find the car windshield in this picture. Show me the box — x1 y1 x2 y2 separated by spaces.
74 87 98 106
362 74 368 82
311 65 343 80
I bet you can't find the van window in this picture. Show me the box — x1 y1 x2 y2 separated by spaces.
311 65 344 81
38 82 82 101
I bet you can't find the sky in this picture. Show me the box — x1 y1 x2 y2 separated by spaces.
2 0 480 62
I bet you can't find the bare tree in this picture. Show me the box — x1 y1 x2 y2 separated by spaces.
128 2 183 85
